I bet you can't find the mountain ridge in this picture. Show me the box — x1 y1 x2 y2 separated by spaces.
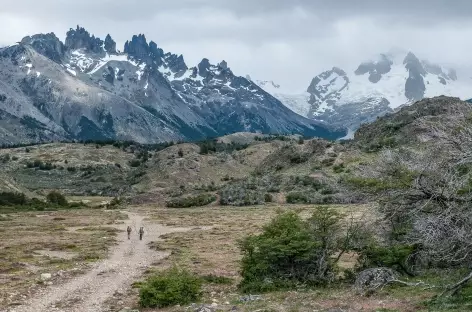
0 26 345 144
254 51 472 130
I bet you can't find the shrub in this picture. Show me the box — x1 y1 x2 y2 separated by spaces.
1 154 10 163
333 163 345 173
139 267 202 308
67 166 77 172
0 192 27 206
46 191 68 207
286 192 309 204
358 243 417 276
321 158 336 167
166 194 216 208
107 197 123 209
239 208 344 293
264 193 273 203
178 149 184 157
129 159 141 167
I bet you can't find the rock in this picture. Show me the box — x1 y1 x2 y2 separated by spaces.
354 267 399 294
239 294 262 302
40 273 52 281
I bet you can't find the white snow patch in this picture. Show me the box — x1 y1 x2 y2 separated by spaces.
36 72 41 77
25 63 32 75
66 68 77 76
88 53 130 75
144 81 149 90
136 63 146 81
173 69 193 81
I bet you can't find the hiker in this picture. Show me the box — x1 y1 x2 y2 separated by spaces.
127 226 132 240
139 227 144 240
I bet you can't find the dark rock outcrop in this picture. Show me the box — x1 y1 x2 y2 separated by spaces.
20 33 65 63
404 52 426 102
65 26 104 54
104 34 116 54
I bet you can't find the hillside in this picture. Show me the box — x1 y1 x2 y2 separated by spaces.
3 96 472 312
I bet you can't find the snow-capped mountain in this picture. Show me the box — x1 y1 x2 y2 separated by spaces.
254 52 472 130
0 26 345 144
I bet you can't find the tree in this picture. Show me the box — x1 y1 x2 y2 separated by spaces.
355 119 472 295
239 208 356 293
46 191 68 207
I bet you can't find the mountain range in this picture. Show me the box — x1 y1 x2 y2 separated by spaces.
0 26 345 145
253 51 472 131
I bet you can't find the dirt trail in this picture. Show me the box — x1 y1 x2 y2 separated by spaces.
7 212 196 312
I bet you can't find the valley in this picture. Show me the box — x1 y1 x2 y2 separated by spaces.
1 96 472 311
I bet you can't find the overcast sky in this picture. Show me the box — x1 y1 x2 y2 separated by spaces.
2 0 472 92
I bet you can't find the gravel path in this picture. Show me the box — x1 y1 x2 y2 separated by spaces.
7 212 193 312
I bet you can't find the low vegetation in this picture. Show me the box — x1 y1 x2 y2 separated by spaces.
166 194 217 208
139 267 202 308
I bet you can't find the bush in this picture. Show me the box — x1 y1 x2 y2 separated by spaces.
264 193 273 203
286 192 309 204
0 192 27 206
129 159 141 167
166 194 216 208
107 197 123 209
358 243 417 276
239 209 344 293
139 267 202 308
46 191 68 207
178 149 184 157
67 166 77 172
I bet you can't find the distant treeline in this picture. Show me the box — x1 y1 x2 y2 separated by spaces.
0 133 305 152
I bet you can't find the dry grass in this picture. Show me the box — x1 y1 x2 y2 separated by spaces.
119 203 427 312
0 207 128 308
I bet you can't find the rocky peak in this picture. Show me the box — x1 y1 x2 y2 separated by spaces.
198 58 211 78
403 52 426 101
149 41 164 65
355 54 393 83
218 60 228 70
124 34 150 61
104 34 116 54
307 67 348 95
20 33 65 63
65 26 104 54
164 53 187 73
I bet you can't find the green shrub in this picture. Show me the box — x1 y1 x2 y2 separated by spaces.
286 192 309 204
332 163 345 173
46 191 68 207
129 159 141 167
166 194 216 208
1 154 10 163
239 209 343 293
0 192 27 206
67 166 77 172
139 267 202 308
178 149 184 157
358 244 416 275
264 193 273 203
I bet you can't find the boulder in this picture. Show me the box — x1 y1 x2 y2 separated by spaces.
354 267 399 294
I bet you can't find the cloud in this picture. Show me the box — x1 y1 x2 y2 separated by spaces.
2 0 472 91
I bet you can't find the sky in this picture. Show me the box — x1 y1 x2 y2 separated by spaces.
2 0 472 92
